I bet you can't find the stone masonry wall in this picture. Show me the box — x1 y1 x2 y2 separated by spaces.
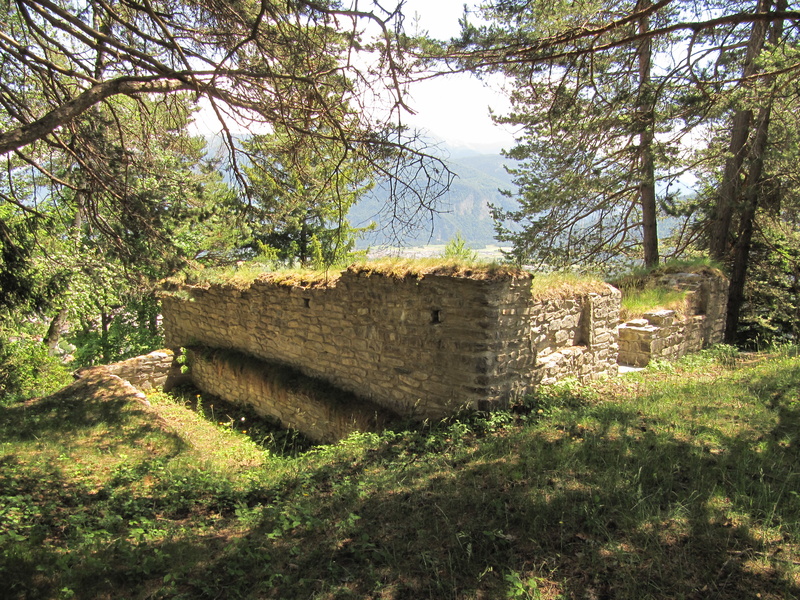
617 271 728 367
189 349 398 443
531 290 621 385
161 269 621 421
104 349 179 390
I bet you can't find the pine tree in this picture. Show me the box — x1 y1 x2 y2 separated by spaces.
456 0 687 269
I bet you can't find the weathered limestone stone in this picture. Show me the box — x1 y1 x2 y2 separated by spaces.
104 349 181 390
528 287 620 387
617 270 728 367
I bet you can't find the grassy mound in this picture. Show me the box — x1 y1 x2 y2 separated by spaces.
162 258 530 294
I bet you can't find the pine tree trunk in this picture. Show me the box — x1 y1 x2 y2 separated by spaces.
149 311 158 336
637 0 659 268
724 0 784 342
710 0 771 262
299 215 308 267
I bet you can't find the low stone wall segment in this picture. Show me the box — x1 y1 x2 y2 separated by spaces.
103 349 180 390
188 349 398 443
617 270 729 367
530 290 621 385
162 271 532 418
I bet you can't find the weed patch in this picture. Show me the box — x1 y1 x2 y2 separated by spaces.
619 286 689 321
529 272 610 300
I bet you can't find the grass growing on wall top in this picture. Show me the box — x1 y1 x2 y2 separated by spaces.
619 286 690 321
161 256 723 301
346 257 523 280
162 258 528 293
529 271 611 300
610 257 724 321
163 263 342 290
611 256 725 292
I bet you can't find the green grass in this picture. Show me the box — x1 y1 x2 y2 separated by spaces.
162 258 525 295
611 256 726 320
347 257 517 279
610 256 726 292
620 286 689 321
529 271 609 300
2 347 800 599
167 263 340 290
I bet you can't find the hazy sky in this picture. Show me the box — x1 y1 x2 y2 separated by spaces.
400 0 515 153
191 1 515 154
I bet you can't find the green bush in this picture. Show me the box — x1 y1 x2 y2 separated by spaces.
66 296 164 367
0 336 71 404
442 233 479 262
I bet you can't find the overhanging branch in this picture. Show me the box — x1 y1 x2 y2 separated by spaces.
0 77 191 156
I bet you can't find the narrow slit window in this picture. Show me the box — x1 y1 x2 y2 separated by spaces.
431 309 442 324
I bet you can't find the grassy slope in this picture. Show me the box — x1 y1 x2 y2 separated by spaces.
2 349 800 599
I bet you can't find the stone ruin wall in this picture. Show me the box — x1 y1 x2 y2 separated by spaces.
88 269 729 442
617 271 729 367
160 269 621 427
104 349 178 390
188 349 397 443
531 291 620 386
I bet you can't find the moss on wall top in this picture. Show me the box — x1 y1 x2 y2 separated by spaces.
529 272 613 300
159 259 534 296
157 260 623 301
610 258 726 292
345 258 529 281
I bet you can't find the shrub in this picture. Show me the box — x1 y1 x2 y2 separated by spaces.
0 335 71 404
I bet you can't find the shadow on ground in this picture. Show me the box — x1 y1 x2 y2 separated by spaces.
2 360 799 599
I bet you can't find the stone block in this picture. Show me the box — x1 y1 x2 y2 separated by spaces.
625 318 650 327
644 310 675 327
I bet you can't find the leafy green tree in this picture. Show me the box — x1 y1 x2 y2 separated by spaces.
6 93 239 365
1 0 454 342
738 215 800 346
670 0 800 342
703 0 798 342
0 0 451 248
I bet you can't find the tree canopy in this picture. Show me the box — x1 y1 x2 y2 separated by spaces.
0 0 455 312
437 0 800 342
1 0 452 197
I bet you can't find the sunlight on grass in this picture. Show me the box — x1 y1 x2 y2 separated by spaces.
2 346 800 599
147 390 267 470
612 256 726 321
619 286 689 320
529 271 610 300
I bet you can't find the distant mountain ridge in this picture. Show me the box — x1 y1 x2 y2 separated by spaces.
350 153 518 249
201 134 519 250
